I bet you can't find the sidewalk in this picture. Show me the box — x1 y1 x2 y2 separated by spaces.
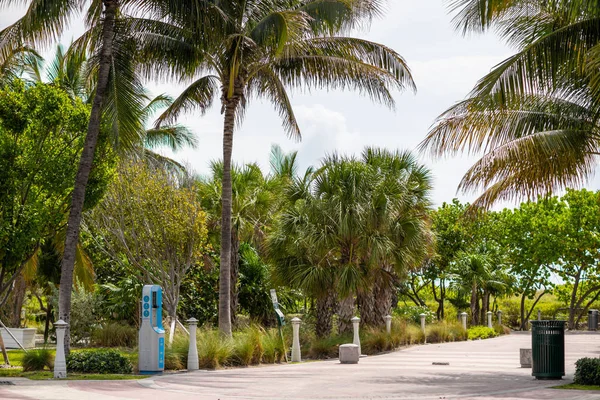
2 333 600 399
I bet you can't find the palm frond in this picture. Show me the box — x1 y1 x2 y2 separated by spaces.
155 75 219 126
144 125 197 151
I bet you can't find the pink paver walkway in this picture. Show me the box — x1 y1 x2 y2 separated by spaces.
2 333 600 399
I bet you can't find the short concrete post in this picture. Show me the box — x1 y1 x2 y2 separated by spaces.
53 320 68 379
537 309 541 321
384 315 392 335
497 310 502 326
487 311 493 328
291 317 301 362
187 318 199 371
352 316 361 355
420 313 426 333
460 312 467 330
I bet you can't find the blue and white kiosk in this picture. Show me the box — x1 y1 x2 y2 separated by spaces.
138 285 165 374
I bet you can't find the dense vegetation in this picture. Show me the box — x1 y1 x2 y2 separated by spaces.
1 0 600 378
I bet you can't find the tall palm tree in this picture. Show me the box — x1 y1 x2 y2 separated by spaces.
149 0 416 335
197 161 274 325
420 0 600 208
0 1 198 350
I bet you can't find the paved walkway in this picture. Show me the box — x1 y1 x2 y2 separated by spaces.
2 333 600 399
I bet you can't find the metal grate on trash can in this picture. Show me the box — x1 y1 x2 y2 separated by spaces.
588 310 598 331
531 320 566 380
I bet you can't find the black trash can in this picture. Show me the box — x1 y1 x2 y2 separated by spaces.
531 320 566 380
588 310 598 331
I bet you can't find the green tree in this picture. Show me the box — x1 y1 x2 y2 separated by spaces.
150 0 416 335
428 200 472 319
270 148 432 334
0 0 208 352
197 161 275 326
499 203 554 330
86 161 208 329
542 189 600 329
0 82 113 310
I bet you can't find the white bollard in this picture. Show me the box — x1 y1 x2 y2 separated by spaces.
487 311 493 328
53 320 68 379
420 313 426 333
538 309 541 321
460 312 467 331
352 316 361 356
187 318 199 371
497 310 502 326
384 315 392 334
291 317 301 362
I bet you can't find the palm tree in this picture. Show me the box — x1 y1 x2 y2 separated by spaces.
450 243 507 325
357 148 433 326
149 0 416 335
197 161 275 326
270 148 433 333
420 0 600 208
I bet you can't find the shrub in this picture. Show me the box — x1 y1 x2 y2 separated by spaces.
232 326 264 366
308 334 351 359
197 329 233 369
467 326 497 340
404 323 425 344
361 327 391 354
22 349 54 371
425 323 449 344
261 329 286 363
91 322 137 348
67 349 133 374
395 305 435 324
164 351 185 370
575 358 600 385
493 323 510 336
446 321 468 341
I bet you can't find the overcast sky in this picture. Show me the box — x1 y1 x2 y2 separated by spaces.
4 1 597 207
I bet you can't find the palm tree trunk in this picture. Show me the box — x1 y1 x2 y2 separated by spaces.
218 97 239 337
58 0 118 355
230 227 239 328
316 291 335 338
337 294 354 334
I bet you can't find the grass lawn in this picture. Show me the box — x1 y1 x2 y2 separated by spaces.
552 383 600 391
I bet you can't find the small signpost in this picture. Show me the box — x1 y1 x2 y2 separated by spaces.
270 289 288 362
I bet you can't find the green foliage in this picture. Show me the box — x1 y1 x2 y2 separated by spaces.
67 350 133 374
232 326 264 366
574 358 600 386
179 260 219 324
87 161 208 318
238 244 275 325
197 329 234 369
91 322 137 348
308 334 352 359
395 305 436 324
467 326 498 340
0 82 114 301
261 329 286 364
22 349 54 372
96 277 143 325
52 286 100 345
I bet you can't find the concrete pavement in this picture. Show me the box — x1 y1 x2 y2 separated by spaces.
2 333 600 399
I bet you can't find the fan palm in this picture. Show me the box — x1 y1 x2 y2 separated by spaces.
148 0 416 335
420 0 600 208
270 148 433 333
357 148 433 326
